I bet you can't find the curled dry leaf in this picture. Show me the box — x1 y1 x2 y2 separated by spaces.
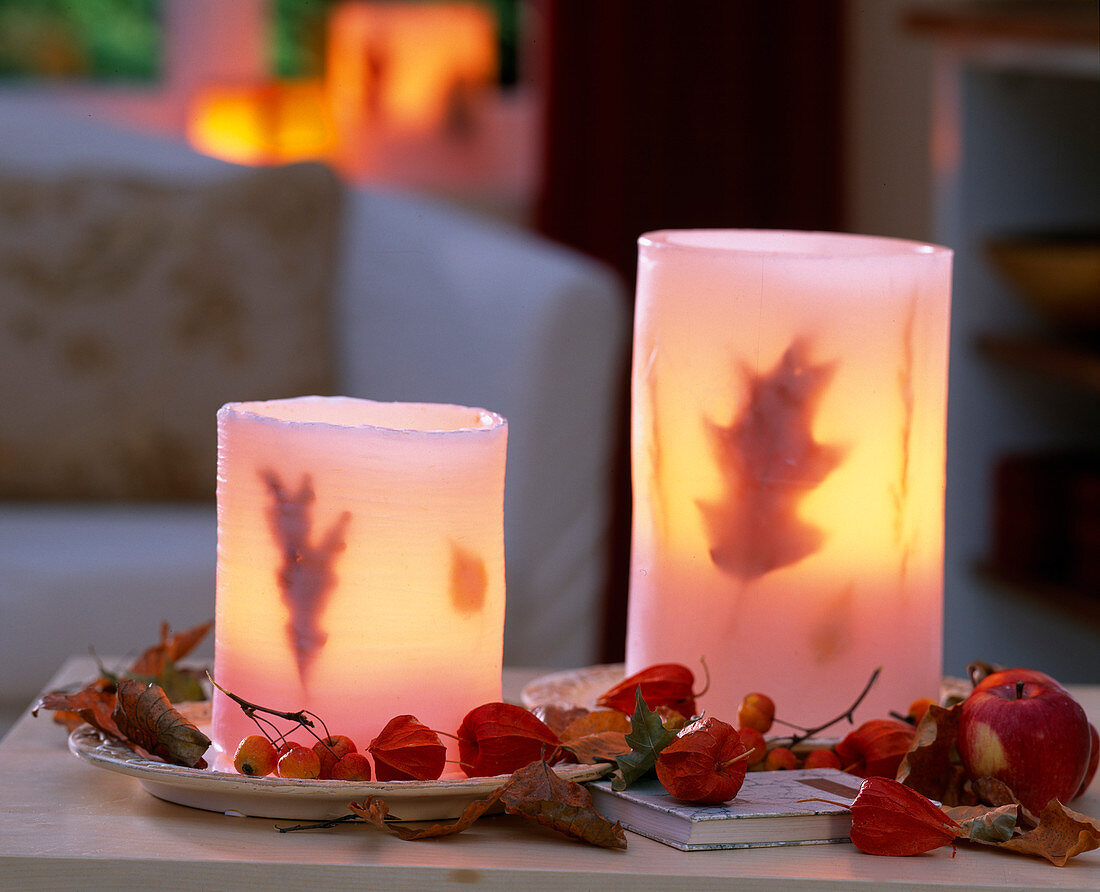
112 679 210 767
562 731 631 766
943 803 1019 843
348 795 392 830
896 702 973 806
836 718 916 779
596 663 697 718
499 760 627 849
346 760 625 849
368 714 446 781
560 710 632 742
972 775 1040 826
126 620 213 704
559 710 631 765
966 799 1100 866
531 704 590 738
33 685 122 738
128 620 213 678
349 790 504 841
457 702 562 777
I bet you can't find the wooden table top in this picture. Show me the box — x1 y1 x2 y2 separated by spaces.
1 658 1097 890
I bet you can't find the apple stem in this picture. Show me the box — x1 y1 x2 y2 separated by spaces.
1016 680 1024 700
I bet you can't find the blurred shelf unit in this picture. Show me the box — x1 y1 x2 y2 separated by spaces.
906 0 1099 72
975 335 1100 395
907 2 1100 616
979 564 1100 627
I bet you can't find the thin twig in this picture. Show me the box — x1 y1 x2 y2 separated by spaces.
774 667 882 747
207 673 329 745
276 814 362 833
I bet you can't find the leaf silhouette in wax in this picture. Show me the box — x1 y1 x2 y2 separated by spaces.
261 470 351 685
699 337 844 582
449 542 487 615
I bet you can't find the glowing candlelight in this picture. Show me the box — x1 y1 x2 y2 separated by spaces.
626 231 952 726
210 397 506 772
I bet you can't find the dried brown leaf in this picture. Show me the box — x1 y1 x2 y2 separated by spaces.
112 679 210 767
944 803 1019 843
33 685 122 739
348 796 393 831
972 776 1040 827
500 760 627 849
530 704 590 738
508 796 628 849
346 762 625 849
896 702 972 805
500 759 594 810
969 800 1100 866
562 731 630 765
128 620 213 678
561 710 632 742
349 790 505 840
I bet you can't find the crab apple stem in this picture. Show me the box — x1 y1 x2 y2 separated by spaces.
695 656 711 699
797 797 851 810
781 666 882 747
771 716 812 732
719 749 755 770
207 673 317 731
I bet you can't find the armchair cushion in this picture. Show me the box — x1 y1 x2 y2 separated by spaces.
0 161 341 500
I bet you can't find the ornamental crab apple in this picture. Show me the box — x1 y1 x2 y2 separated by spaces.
233 734 278 777
958 676 1092 815
277 744 322 779
312 734 358 779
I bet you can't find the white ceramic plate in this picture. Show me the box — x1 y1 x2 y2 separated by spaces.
521 663 626 711
69 718 610 822
521 664 841 751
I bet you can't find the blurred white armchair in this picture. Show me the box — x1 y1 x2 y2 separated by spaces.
0 99 629 710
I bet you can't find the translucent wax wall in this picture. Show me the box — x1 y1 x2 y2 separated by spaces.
211 396 507 771
626 231 952 727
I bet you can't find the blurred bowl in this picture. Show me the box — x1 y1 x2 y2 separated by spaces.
987 233 1100 331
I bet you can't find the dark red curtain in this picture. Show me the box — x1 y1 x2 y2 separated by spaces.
535 0 847 285
533 1 847 661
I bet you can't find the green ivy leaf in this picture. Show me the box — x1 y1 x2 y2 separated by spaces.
612 688 677 790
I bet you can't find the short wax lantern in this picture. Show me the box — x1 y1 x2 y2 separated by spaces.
210 396 506 772
626 231 952 727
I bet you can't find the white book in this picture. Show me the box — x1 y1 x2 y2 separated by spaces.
589 768 862 851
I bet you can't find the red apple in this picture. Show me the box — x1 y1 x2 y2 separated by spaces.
958 678 1092 815
1076 723 1099 799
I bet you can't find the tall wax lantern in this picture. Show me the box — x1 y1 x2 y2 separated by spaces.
626 231 952 726
210 396 507 771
